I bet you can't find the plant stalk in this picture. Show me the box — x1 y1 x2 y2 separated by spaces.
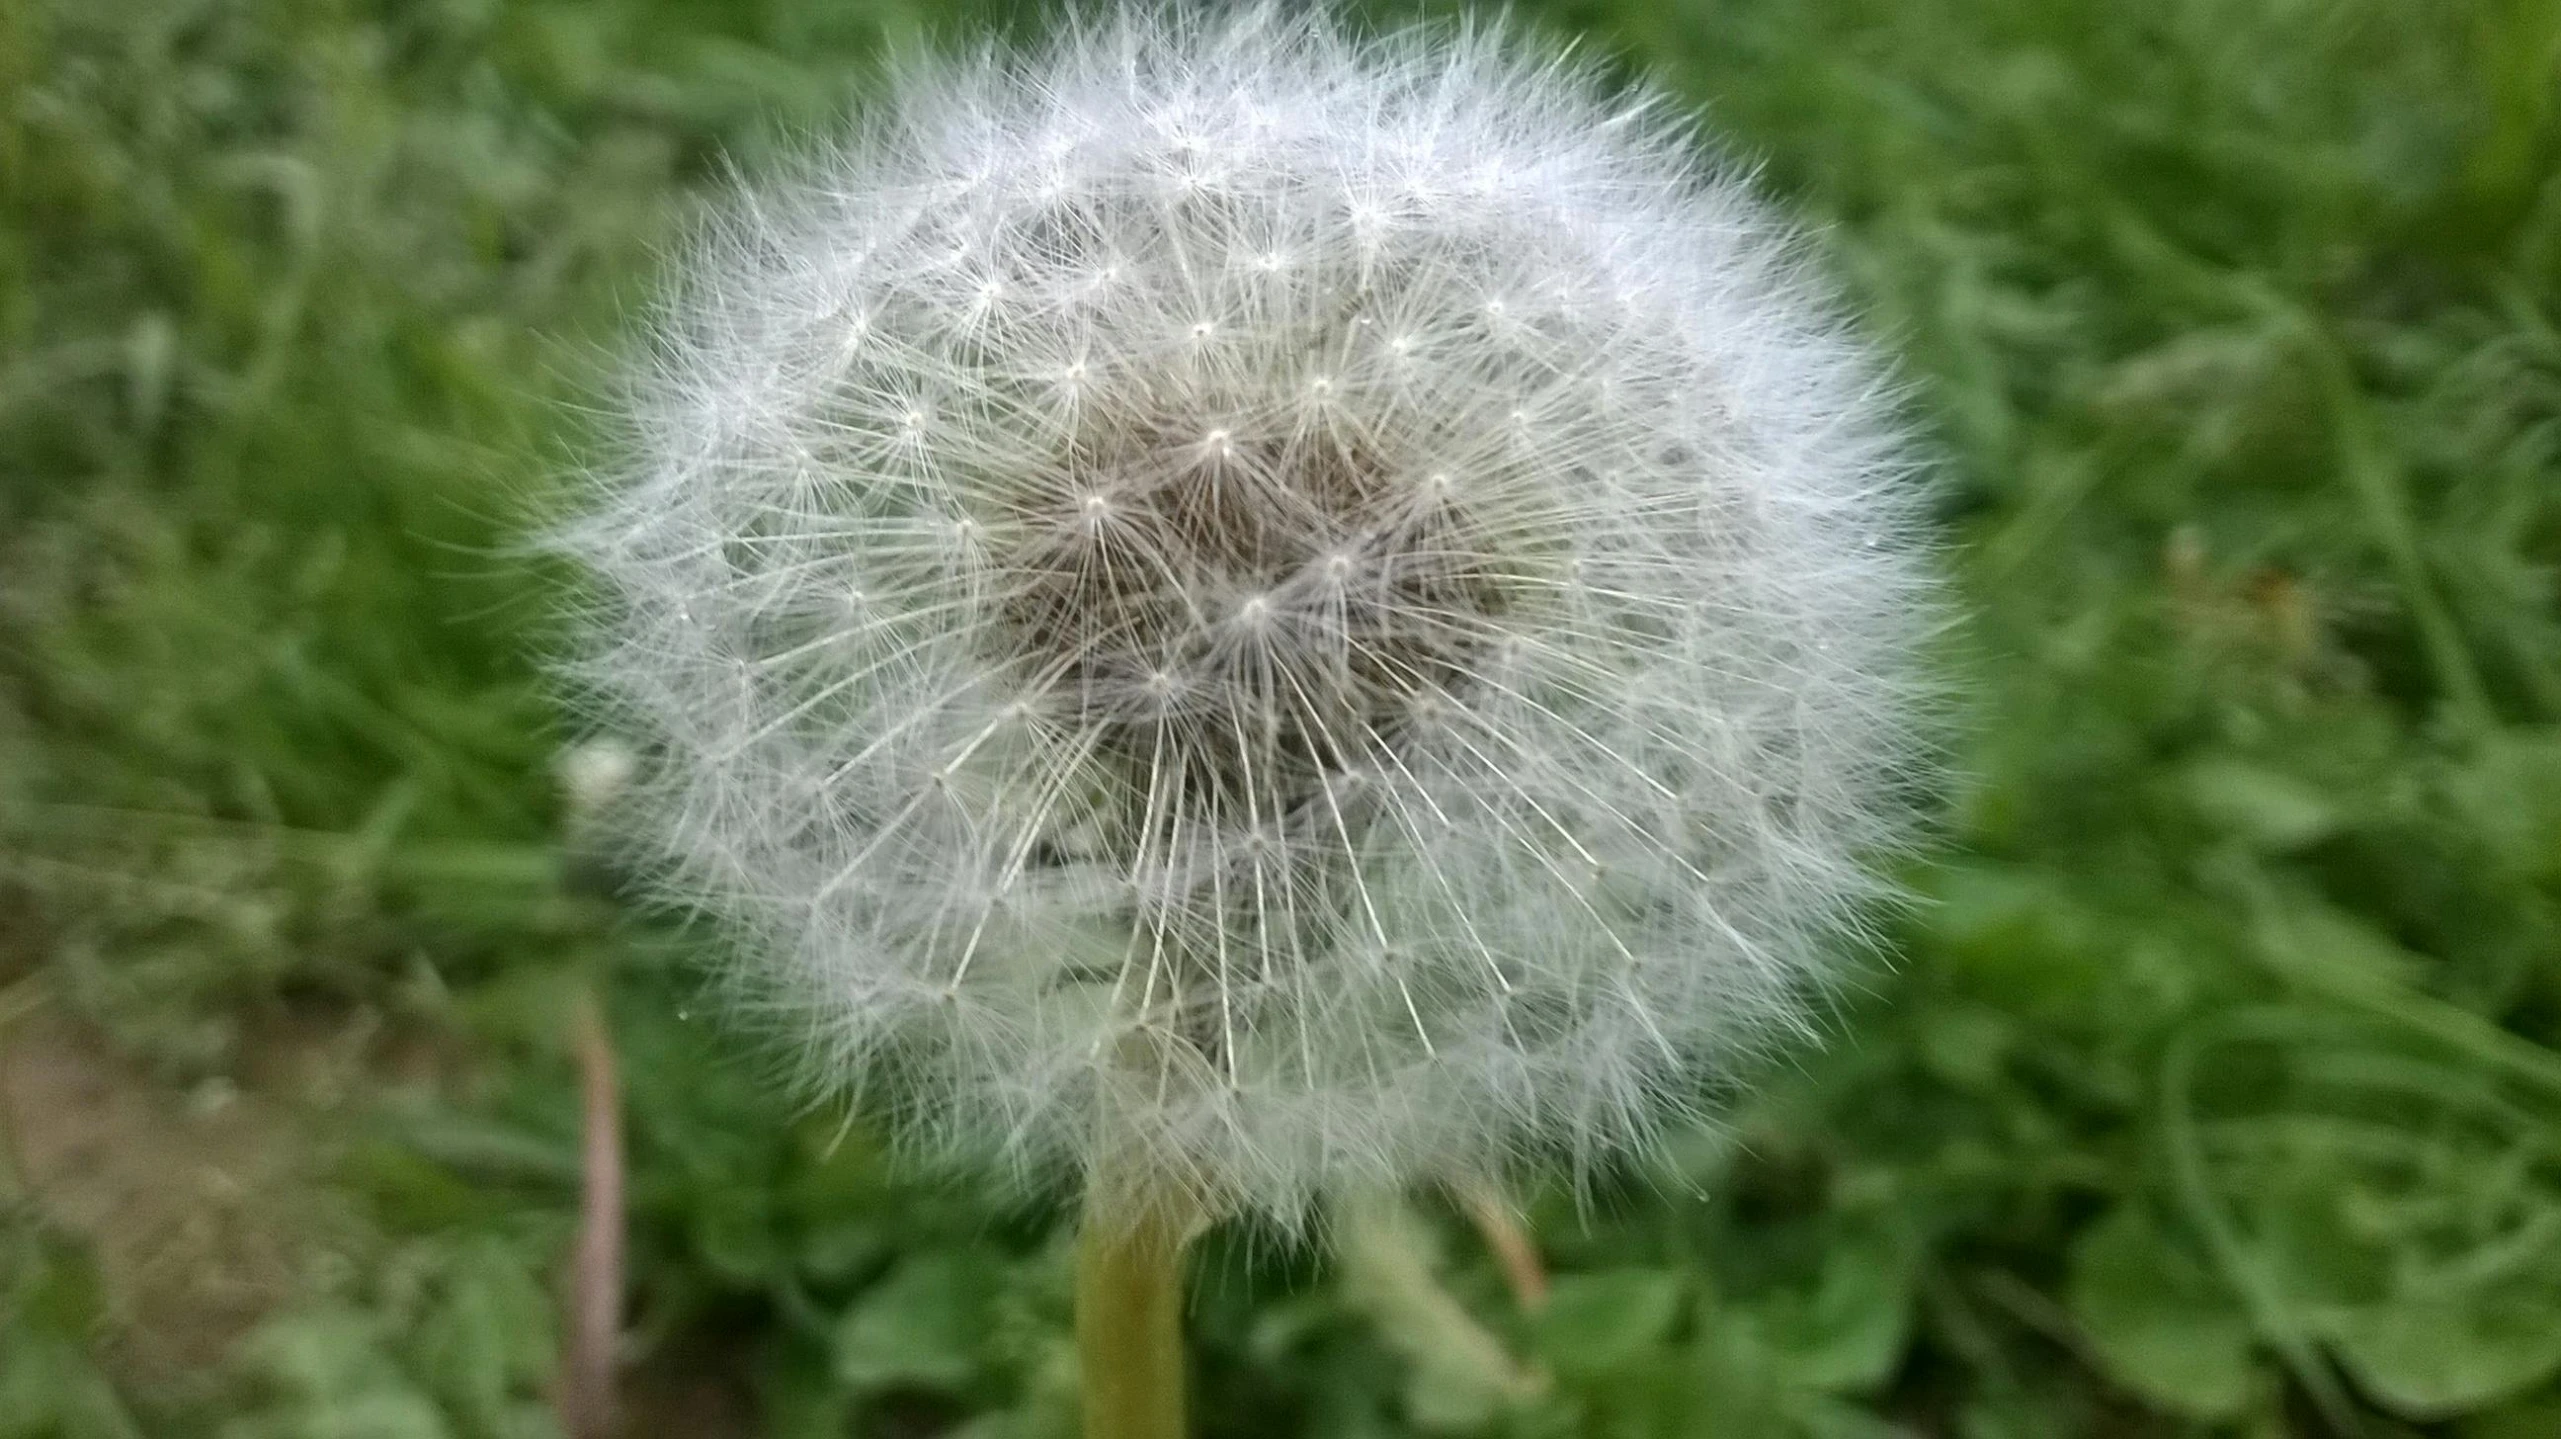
1076 1180 1194 1439
562 990 624 1439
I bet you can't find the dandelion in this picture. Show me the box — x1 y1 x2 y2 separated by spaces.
557 7 1937 1432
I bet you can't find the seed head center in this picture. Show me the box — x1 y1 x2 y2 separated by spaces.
985 412 1520 817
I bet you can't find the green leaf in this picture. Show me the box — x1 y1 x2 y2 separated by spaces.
798 1218 889 1286
1914 1002 2016 1094
1789 1393 1905 1439
0 1336 142 1439
222 1311 455 1439
2441 730 2561 885
2182 759 2338 851
2331 1296 2561 1420
2459 1395 2561 1439
409 1239 557 1430
832 1251 997 1394
691 1190 787 1284
2066 1205 2258 1422
1740 1230 1916 1393
1332 1197 1541 1431
1531 1269 1688 1380
1954 1386 2081 1439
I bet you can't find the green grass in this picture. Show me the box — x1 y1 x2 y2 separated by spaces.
4 0 2558 1434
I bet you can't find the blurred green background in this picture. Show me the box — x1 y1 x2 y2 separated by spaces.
4 0 2559 1434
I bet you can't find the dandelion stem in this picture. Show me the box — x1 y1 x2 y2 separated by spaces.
1077 1179 1194 1439
561 989 624 1439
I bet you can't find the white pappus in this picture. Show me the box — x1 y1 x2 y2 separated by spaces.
557 5 1940 1225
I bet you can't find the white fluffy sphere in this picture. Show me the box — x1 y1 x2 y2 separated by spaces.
561 6 1937 1221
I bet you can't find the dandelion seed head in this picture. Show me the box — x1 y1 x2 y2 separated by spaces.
558 5 1940 1223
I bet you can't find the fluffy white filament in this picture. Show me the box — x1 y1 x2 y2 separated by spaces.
560 7 1937 1221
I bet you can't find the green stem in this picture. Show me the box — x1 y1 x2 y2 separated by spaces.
1077 1189 1192 1439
